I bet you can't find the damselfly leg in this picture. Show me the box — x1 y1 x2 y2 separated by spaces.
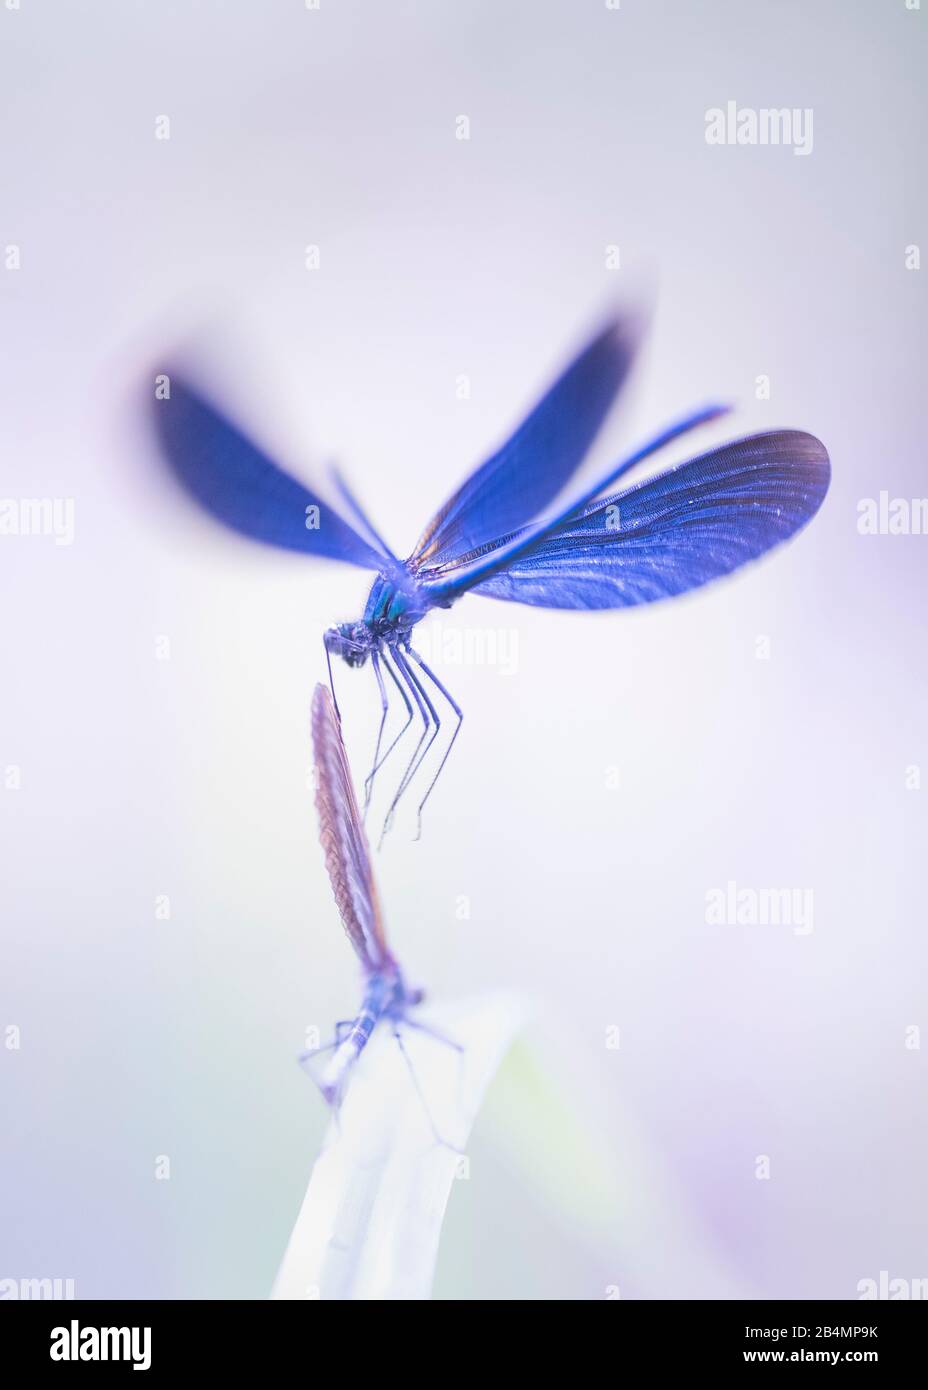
385 648 441 817
377 649 434 846
365 652 389 813
325 644 341 722
404 646 463 839
401 1016 464 1053
364 644 464 842
297 1038 339 1067
363 647 414 813
393 1026 464 1154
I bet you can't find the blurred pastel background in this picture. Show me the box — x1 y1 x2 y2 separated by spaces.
1 0 925 1300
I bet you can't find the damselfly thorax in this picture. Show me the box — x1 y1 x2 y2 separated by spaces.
322 573 436 665
314 964 425 1105
323 571 463 842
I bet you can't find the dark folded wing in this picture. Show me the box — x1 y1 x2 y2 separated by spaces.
408 316 640 570
311 685 390 971
152 374 386 569
439 431 829 610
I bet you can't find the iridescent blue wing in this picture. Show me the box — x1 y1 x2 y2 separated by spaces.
152 374 387 570
408 317 640 570
421 431 829 609
311 684 391 973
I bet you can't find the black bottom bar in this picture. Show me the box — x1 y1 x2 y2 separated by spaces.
2 1298 924 1373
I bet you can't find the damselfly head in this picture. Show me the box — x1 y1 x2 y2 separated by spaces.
323 621 372 668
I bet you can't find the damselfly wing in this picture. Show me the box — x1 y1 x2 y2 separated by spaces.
152 314 830 836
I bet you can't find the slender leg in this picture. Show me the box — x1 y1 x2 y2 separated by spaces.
325 643 341 722
391 648 441 804
297 1038 339 1065
402 1016 464 1053
405 647 464 837
393 1027 463 1153
378 652 431 846
363 647 414 809
379 648 440 842
365 651 389 813
297 1021 354 1078
404 1015 468 1114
